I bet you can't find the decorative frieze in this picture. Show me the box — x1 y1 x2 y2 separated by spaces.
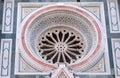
111 39 120 78
0 39 12 78
2 0 14 34
107 0 120 33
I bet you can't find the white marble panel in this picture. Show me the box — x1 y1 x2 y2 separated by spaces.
112 39 120 78
0 39 12 78
107 0 120 33
2 0 14 34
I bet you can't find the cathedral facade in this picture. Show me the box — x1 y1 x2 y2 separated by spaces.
0 0 120 78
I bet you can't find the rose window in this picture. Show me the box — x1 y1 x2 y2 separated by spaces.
37 26 85 64
20 5 104 71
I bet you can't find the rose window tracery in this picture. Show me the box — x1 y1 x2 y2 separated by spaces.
37 26 86 64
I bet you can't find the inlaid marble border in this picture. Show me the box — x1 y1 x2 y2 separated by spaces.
111 38 120 78
107 0 120 33
2 0 14 34
0 39 12 78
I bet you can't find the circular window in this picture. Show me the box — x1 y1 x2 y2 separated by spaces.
20 5 103 71
37 26 86 64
